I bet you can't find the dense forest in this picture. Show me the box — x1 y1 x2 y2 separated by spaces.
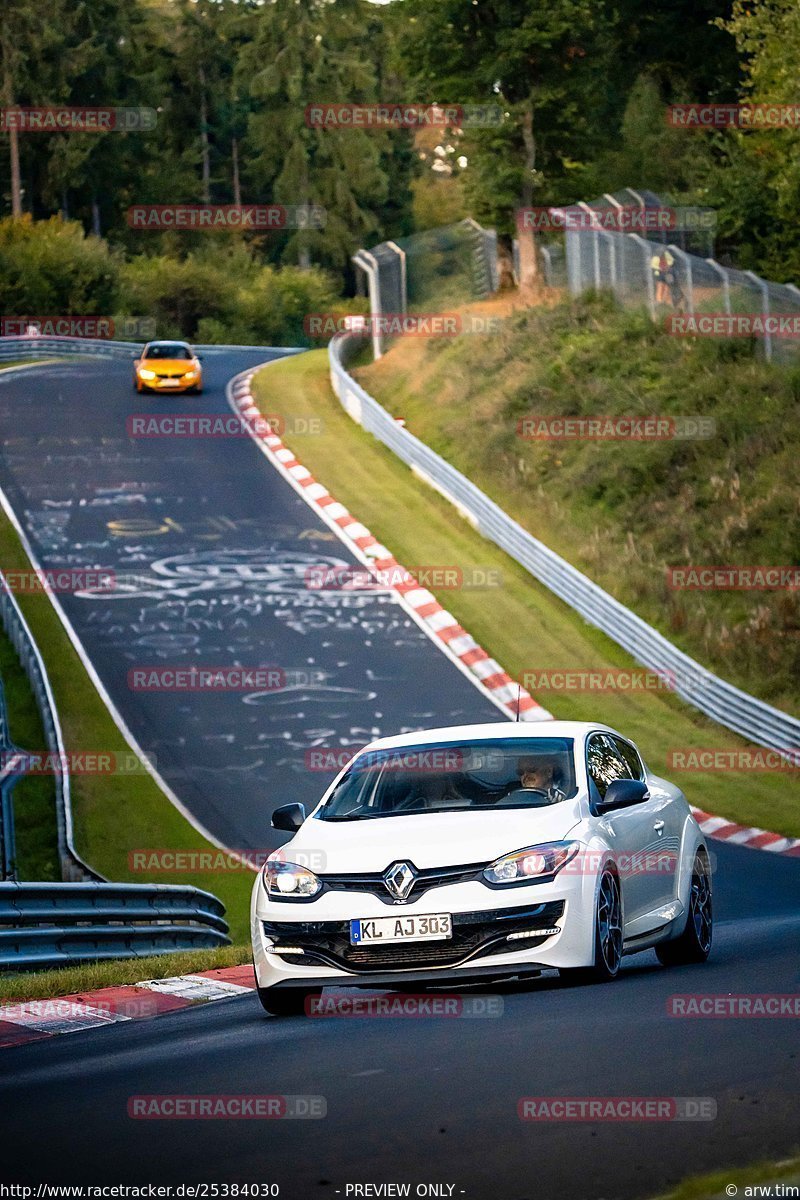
1 0 799 339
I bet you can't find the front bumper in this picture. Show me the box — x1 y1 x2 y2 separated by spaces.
137 375 200 392
251 875 597 991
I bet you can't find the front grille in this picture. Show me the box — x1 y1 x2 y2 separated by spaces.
320 862 487 905
264 901 565 973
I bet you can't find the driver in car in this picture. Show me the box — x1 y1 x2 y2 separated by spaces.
516 755 566 803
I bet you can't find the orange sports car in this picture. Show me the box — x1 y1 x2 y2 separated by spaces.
133 340 203 394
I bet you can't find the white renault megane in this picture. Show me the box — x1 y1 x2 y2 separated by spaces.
251 722 713 1015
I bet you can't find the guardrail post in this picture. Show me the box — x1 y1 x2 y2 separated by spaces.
602 194 626 296
0 679 29 882
623 188 647 222
540 246 552 287
628 234 657 321
0 788 15 880
744 269 772 362
385 241 407 315
577 202 601 289
352 249 383 360
705 259 731 314
668 244 694 313
461 217 498 296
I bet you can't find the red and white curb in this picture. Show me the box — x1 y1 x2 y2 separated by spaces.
228 370 550 723
689 808 800 856
0 965 256 1049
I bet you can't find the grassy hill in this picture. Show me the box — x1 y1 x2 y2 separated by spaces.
354 294 800 715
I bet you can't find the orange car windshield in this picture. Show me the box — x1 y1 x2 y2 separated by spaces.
144 344 192 360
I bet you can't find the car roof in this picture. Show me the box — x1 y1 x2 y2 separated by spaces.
145 340 192 348
358 721 619 753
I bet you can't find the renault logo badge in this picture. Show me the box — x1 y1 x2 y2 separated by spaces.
383 861 417 901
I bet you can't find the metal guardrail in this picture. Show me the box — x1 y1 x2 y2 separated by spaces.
329 332 800 757
0 336 307 362
0 571 100 881
0 678 29 880
0 337 141 362
0 881 229 970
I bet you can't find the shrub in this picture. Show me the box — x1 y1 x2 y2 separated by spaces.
0 215 119 315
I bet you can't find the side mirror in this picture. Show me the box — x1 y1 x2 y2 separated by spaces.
596 778 649 815
271 802 306 832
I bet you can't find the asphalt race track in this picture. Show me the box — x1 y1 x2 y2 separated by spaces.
1 355 798 1199
1 841 799 1197
0 352 501 849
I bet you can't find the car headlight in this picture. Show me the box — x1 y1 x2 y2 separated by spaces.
139 368 157 380
483 841 580 885
184 366 199 377
262 858 322 899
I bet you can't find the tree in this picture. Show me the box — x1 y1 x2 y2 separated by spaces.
0 0 71 217
238 0 394 274
397 0 605 286
703 0 800 278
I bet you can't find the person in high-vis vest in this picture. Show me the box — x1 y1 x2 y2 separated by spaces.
650 248 675 305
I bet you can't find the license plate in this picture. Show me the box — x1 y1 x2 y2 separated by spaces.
350 913 452 945
159 379 181 386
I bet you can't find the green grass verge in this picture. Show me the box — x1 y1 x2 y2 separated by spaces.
0 634 60 880
0 943 252 1003
251 350 799 837
653 1156 800 1200
0 502 254 942
355 295 800 714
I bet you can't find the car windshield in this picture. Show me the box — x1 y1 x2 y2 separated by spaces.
318 738 577 822
144 344 192 360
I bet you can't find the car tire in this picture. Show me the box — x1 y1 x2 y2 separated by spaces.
562 867 623 985
656 850 712 966
256 985 321 1017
